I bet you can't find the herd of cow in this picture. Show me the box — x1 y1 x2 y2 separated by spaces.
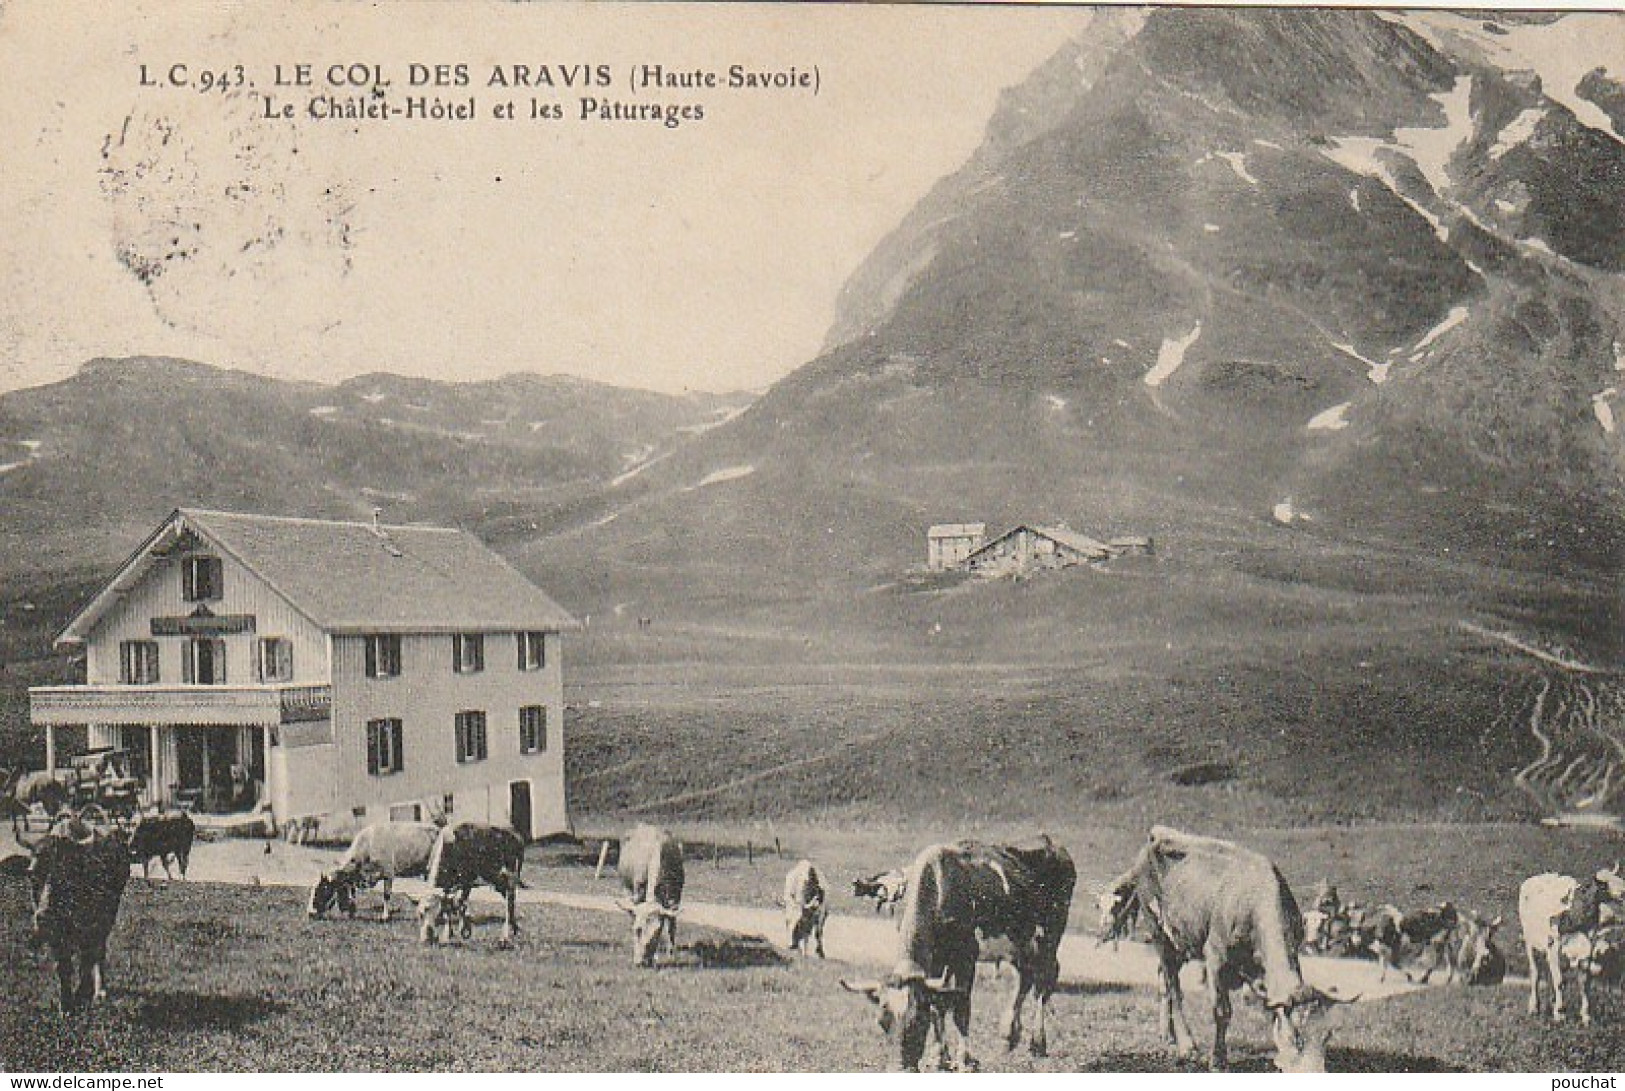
10 809 1625 1072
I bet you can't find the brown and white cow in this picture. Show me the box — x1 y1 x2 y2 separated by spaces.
615 824 684 967
1520 866 1625 1025
1099 826 1348 1072
841 834 1076 1071
853 869 908 916
416 822 525 946
309 820 439 921
28 821 130 1013
782 858 828 959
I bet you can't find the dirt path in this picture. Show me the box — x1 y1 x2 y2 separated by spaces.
108 838 1428 1000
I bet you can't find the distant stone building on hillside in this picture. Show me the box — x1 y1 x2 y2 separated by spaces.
927 523 986 570
965 524 1115 577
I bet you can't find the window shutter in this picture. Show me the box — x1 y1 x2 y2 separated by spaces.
517 634 525 671
365 637 377 678
207 557 223 599
214 639 226 684
366 721 380 775
182 559 196 601
538 707 547 752
278 640 293 680
253 640 265 683
392 720 404 771
182 642 195 684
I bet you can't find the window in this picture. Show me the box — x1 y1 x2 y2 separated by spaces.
182 555 223 602
366 718 404 776
454 710 487 763
119 640 160 684
182 637 227 685
364 634 401 679
519 705 547 754
453 633 485 674
517 631 546 672
257 637 293 682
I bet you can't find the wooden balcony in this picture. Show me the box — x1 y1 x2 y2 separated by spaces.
29 683 332 727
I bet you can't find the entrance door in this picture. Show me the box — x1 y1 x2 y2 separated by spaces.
509 780 532 843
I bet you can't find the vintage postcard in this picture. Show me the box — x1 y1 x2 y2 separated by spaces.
2 0 1624 1077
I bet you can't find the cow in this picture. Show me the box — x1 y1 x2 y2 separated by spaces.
415 822 525 946
309 820 439 921
1564 922 1625 987
1520 866 1625 1025
1455 910 1507 986
126 812 195 880
782 858 828 959
853 869 908 916
615 824 684 967
840 834 1076 1071
27 820 130 1013
1370 901 1460 984
1098 826 1347 1073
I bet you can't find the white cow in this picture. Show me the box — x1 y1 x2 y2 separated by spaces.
782 858 829 958
1519 866 1625 1026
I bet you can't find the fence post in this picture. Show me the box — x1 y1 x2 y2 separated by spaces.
594 838 611 881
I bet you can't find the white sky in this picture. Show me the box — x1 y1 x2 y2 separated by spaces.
0 2 1089 395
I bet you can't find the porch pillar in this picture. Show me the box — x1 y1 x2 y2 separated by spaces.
262 723 274 821
45 724 56 772
148 726 162 809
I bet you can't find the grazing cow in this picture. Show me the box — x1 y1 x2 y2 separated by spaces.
615 824 684 967
28 822 130 1013
1454 910 1507 986
415 822 524 946
782 858 829 959
853 869 908 916
841 834 1076 1071
1099 826 1347 1072
126 812 196 880
309 821 439 921
1563 922 1625 987
1520 867 1625 1025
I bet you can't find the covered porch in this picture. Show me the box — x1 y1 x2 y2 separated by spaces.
29 683 331 818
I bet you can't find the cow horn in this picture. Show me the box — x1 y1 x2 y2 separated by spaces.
1324 988 1361 1005
839 978 884 1000
614 898 636 916
921 973 963 994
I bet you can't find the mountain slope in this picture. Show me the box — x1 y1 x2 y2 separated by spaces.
0 356 747 575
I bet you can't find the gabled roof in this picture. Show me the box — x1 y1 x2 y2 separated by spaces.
967 524 1114 562
56 509 578 647
1036 525 1115 558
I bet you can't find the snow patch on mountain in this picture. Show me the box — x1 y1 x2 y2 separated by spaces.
611 450 671 487
1414 306 1470 353
1145 323 1202 387
1214 151 1257 185
1331 340 1391 384
677 404 750 436
1594 388 1619 433
1394 76 1475 194
686 464 756 491
1490 108 1546 159
1308 403 1352 431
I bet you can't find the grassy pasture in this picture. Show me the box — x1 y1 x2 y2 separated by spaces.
5 878 1625 1073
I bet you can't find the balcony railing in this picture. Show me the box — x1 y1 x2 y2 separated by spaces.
30 683 332 727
